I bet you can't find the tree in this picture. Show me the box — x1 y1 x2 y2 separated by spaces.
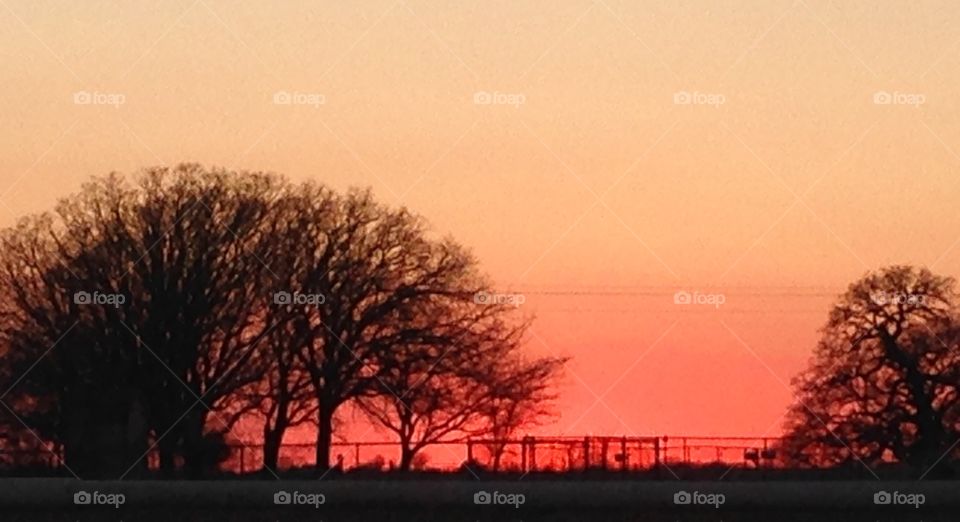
357 345 489 471
478 355 565 471
250 309 317 471
0 165 282 476
356 310 565 471
780 265 960 471
269 187 505 470
0 163 567 478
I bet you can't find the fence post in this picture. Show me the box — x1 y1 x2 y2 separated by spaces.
521 437 527 472
529 436 536 471
656 437 663 469
621 436 627 471
600 438 608 470
583 437 590 470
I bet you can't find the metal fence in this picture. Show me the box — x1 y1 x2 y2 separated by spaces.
0 435 786 475
217 435 782 474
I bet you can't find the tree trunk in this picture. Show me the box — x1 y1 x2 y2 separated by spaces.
315 406 334 472
492 444 505 472
61 395 89 474
906 369 945 468
263 416 287 471
882 335 945 467
181 411 206 478
158 436 178 478
124 391 149 478
399 443 415 471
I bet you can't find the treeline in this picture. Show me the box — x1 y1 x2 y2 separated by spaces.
0 164 565 477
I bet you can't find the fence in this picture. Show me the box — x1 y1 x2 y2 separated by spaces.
0 435 786 475
218 435 783 474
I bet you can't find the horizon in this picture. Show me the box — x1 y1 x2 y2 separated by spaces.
3 0 960 465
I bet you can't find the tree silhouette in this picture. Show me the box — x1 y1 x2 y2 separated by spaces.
0 165 282 476
357 342 491 471
478 355 564 471
355 312 564 471
250 320 317 471
780 265 960 471
0 165 568 477
264 186 534 470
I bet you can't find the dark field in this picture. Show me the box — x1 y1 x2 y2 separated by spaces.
0 479 955 522
0 508 950 522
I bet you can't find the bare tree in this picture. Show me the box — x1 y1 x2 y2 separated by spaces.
0 164 568 479
357 348 488 471
780 265 960 471
250 322 317 471
267 187 510 470
0 215 87 472
478 355 565 471
0 165 283 476
356 308 565 471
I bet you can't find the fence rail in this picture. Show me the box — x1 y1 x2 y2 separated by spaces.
0 435 786 475
217 435 784 474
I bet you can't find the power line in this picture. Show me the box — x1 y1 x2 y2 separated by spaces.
513 290 837 297
487 286 842 298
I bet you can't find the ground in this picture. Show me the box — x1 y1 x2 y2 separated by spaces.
0 479 955 521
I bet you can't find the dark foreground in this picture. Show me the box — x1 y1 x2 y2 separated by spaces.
0 479 953 522
0 509 951 522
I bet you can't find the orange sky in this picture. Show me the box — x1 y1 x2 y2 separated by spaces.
2 0 960 441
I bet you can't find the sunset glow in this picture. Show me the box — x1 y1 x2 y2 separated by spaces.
3 0 960 446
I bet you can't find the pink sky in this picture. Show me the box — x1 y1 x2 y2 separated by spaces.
2 0 960 440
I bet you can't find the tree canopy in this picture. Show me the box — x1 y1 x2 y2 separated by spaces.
780 265 960 472
0 164 565 477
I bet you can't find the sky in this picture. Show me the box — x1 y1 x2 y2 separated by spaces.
2 0 960 444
